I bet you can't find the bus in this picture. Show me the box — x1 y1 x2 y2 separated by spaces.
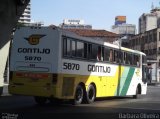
9 26 148 105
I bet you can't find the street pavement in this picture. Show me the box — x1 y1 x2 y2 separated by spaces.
0 85 160 119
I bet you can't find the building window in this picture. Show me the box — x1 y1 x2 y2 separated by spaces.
153 33 157 42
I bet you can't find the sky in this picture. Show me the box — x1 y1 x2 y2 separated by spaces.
31 0 160 31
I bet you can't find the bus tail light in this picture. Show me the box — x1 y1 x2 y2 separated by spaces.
16 72 49 79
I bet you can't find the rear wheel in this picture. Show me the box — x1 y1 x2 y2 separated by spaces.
85 84 96 104
133 87 139 99
73 85 84 105
34 96 47 105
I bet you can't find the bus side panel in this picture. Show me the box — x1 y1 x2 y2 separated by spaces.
119 67 136 96
57 58 146 99
120 67 145 96
59 59 120 98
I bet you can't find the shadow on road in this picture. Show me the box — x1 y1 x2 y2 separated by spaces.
0 95 159 119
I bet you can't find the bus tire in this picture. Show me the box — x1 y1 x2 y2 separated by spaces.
34 96 47 105
85 84 96 104
133 87 139 99
73 85 84 105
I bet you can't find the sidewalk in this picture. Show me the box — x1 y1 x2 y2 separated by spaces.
147 82 160 86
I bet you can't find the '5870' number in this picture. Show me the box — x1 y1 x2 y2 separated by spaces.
63 62 80 70
25 56 41 61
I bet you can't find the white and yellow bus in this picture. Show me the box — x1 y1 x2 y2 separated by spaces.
9 26 148 105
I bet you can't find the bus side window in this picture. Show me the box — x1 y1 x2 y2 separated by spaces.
133 54 140 66
129 53 133 65
63 37 71 57
104 47 110 62
133 55 136 66
123 52 126 64
71 40 76 57
88 44 92 59
109 49 113 62
89 44 99 60
63 38 67 56
77 41 84 58
97 46 102 61
84 43 87 58
126 53 130 65
137 55 140 66
101 47 104 61
113 50 119 63
119 51 123 63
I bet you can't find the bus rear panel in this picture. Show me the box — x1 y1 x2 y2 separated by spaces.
9 27 60 98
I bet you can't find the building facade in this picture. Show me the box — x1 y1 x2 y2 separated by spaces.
139 7 160 34
18 2 31 25
129 28 160 83
68 29 119 43
111 16 136 48
130 5 160 83
115 16 126 25
112 24 136 35
60 19 92 29
112 16 136 35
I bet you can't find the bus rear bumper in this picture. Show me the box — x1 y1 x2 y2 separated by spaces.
8 84 57 97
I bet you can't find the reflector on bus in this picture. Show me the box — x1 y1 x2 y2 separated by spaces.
16 66 49 72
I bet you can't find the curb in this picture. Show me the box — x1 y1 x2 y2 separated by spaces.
148 83 160 86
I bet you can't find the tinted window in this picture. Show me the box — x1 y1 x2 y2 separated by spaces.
63 38 67 56
71 40 76 57
104 47 110 61
113 50 119 63
67 38 71 56
109 49 113 62
84 43 87 58
97 46 102 61
90 44 98 60
77 41 84 58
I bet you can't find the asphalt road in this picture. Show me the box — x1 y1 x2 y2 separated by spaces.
0 86 160 119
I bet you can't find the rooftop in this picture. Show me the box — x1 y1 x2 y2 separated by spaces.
67 29 119 38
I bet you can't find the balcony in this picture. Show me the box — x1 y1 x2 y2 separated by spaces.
146 55 157 60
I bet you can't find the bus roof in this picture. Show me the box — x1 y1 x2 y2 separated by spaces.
19 26 145 56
